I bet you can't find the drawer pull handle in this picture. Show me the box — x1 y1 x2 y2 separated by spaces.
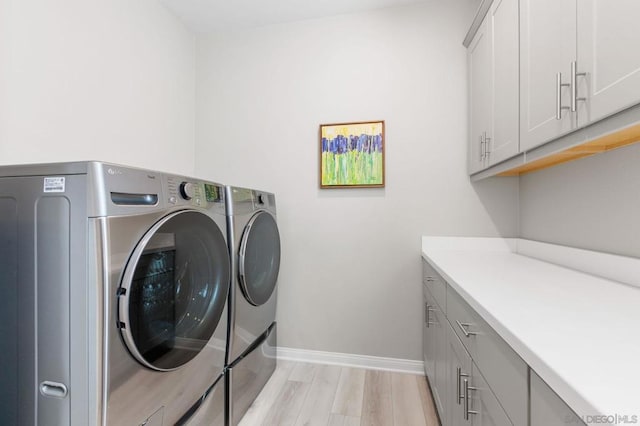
425 276 435 282
456 320 478 337
456 367 469 405
463 378 478 421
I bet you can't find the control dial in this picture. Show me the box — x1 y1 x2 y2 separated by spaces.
179 182 196 200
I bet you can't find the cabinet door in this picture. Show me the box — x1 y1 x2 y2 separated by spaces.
577 0 640 126
469 363 512 426
488 0 519 165
530 370 585 426
433 303 448 425
520 0 577 151
468 16 492 174
425 288 447 420
423 289 436 379
447 323 472 426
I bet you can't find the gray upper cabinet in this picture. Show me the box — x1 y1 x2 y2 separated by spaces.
468 0 519 174
519 0 577 151
468 16 492 174
576 0 640 127
520 0 640 152
486 0 519 166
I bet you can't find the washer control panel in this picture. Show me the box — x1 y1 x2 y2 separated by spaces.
179 181 196 200
165 176 223 210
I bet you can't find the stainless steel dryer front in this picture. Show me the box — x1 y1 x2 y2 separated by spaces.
0 162 228 425
225 186 280 426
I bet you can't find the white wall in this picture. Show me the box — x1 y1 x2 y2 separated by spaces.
520 143 640 258
195 2 519 360
0 0 196 175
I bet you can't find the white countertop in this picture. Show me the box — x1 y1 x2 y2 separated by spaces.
421 237 640 420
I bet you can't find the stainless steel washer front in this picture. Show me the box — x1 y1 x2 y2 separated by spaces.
117 209 229 372
0 162 230 426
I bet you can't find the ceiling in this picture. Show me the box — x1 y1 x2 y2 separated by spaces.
160 0 427 33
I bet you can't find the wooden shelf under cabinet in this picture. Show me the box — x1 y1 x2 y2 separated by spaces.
497 122 640 176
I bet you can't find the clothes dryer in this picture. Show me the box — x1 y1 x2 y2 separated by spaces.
0 162 228 425
225 187 280 425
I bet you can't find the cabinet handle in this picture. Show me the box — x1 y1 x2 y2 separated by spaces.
425 276 435 282
556 72 571 120
479 134 484 161
463 378 479 421
484 132 491 160
425 303 429 327
571 61 586 112
456 366 469 405
455 320 478 337
425 304 435 327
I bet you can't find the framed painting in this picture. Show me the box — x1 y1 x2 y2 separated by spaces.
319 120 385 188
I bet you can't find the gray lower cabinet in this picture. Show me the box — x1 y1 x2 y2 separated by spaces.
423 286 435 378
447 323 472 426
433 299 449 425
422 257 582 426
447 283 527 426
530 371 585 426
470 363 513 426
423 259 515 425
423 284 447 424
422 259 446 310
446 322 511 426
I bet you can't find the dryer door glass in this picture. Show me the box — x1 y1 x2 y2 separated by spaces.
238 211 281 306
118 210 230 371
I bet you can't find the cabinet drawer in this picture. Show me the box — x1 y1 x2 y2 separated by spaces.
447 285 528 426
446 284 479 359
422 258 446 310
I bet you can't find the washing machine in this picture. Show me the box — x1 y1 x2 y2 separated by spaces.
225 186 280 426
0 161 228 426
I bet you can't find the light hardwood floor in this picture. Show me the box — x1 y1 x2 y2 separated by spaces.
238 361 440 426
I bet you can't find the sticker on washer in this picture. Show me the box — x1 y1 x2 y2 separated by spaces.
43 177 66 193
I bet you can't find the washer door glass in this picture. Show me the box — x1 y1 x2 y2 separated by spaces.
118 210 230 371
238 211 281 306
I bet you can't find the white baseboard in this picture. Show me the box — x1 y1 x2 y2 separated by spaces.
276 347 425 375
